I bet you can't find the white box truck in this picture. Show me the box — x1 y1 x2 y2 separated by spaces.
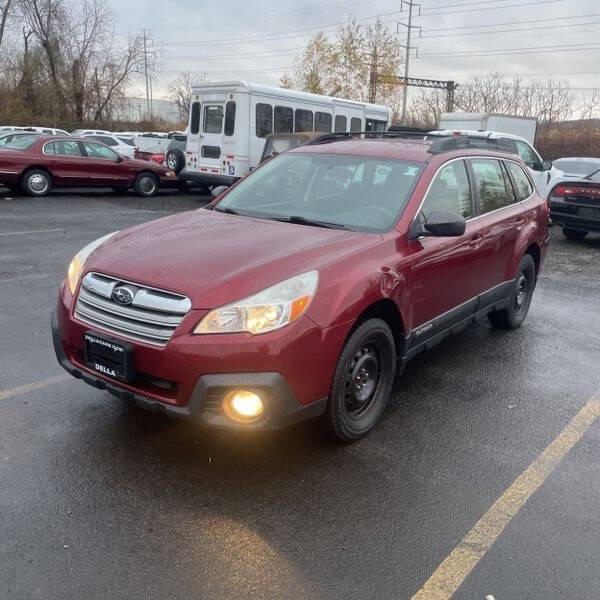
438 112 538 145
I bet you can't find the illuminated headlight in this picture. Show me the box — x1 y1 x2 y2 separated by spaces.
194 270 318 335
224 390 264 421
67 232 118 294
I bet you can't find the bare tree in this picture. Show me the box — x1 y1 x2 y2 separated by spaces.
168 71 203 121
0 0 14 49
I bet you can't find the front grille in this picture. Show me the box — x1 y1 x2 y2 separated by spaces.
74 272 191 346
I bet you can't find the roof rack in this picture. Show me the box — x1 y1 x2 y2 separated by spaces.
306 130 518 155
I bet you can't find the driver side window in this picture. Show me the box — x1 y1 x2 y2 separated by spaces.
82 141 118 160
420 160 472 221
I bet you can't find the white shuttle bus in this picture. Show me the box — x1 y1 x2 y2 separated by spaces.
180 80 391 187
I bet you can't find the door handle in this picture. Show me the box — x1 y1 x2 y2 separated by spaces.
468 234 483 248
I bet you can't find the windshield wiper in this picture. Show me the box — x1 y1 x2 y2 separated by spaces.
213 206 241 215
275 215 349 230
584 167 600 180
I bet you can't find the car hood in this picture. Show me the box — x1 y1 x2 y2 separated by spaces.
84 209 381 308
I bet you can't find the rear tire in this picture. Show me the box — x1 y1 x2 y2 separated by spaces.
326 318 396 442
562 228 588 241
488 254 536 330
165 149 185 173
133 172 158 197
21 169 52 197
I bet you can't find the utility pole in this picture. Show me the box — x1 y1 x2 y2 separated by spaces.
397 1 421 123
142 28 150 119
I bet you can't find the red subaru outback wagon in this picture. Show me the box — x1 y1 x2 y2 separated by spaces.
52 133 549 441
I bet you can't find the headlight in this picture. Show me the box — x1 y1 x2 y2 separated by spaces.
194 270 318 335
67 232 118 294
165 170 176 177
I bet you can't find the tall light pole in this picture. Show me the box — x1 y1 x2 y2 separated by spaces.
398 1 421 123
142 28 150 118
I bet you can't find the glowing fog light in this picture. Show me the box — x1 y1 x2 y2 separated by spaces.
225 390 264 421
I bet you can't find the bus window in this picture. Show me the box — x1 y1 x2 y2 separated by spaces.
315 112 332 132
366 119 387 132
335 115 347 133
224 101 236 136
295 109 313 132
204 105 224 133
350 117 362 132
256 103 273 137
190 102 201 134
274 106 293 133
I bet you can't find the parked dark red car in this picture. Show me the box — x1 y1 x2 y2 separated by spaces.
0 135 177 196
52 133 549 441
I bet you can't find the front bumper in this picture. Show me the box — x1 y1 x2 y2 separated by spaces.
51 300 332 430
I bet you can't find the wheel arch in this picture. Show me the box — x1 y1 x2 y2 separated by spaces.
524 242 541 275
20 165 54 184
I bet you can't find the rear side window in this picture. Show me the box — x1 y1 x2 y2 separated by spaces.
335 115 347 133
420 160 472 220
350 117 362 132
204 105 224 133
190 102 200 134
315 112 332 133
470 158 515 214
506 161 534 200
224 101 236 136
294 109 313 132
274 106 293 133
256 103 273 137
45 140 82 156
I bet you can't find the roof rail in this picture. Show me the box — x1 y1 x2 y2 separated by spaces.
306 130 518 156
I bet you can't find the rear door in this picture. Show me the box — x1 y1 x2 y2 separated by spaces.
466 157 525 299
43 139 89 185
198 103 225 173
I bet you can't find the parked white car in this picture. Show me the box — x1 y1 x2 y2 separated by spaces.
71 128 111 137
0 125 70 135
80 133 136 159
431 129 563 199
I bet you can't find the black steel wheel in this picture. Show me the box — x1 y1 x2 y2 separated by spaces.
488 254 536 330
326 318 396 442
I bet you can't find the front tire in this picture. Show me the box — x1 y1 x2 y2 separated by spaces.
488 254 536 330
326 318 396 442
21 169 52 196
133 172 158 197
562 228 588 241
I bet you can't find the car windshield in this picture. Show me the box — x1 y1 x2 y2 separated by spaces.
216 152 424 232
1 134 40 150
554 159 600 178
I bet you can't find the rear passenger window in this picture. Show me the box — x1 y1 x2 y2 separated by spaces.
256 103 273 137
294 109 313 132
274 106 293 133
470 159 515 214
203 105 224 133
506 161 534 200
315 112 332 133
190 102 200 134
350 117 362 132
420 160 472 220
224 101 236 136
335 115 347 133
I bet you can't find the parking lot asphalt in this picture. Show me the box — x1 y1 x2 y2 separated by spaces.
1 190 599 600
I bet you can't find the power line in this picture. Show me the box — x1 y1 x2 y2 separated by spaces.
421 43 600 59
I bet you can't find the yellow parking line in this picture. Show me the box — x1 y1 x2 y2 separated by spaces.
412 394 600 600
0 228 64 236
0 374 70 401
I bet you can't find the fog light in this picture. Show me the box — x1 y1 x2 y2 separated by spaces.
224 390 264 422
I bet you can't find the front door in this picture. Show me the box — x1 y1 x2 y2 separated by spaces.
80 140 128 187
408 158 481 344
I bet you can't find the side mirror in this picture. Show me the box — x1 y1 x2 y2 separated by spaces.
116 155 124 163
541 159 553 171
211 185 228 198
411 211 466 239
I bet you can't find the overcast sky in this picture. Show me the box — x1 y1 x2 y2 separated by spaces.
107 0 600 105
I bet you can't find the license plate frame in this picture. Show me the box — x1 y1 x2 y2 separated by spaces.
83 331 133 383
578 206 600 220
